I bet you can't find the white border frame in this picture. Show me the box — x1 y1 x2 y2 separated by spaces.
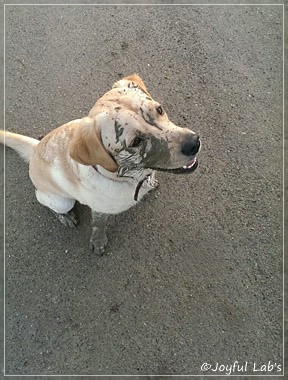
3 2 285 377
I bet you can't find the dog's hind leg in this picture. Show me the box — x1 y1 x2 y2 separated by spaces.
35 190 77 228
90 210 109 255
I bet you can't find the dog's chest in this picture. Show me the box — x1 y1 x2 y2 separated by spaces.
76 167 149 214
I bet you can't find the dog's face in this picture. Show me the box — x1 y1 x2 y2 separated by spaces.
72 74 200 177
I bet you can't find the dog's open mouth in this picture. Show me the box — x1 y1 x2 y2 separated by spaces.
152 157 198 174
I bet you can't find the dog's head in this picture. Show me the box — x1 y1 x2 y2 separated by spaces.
70 74 201 177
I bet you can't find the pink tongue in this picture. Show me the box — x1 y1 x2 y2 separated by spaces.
183 157 196 169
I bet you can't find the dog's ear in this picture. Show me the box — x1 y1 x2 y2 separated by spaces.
69 117 118 172
113 73 151 97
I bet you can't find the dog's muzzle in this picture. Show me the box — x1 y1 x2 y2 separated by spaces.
153 133 201 174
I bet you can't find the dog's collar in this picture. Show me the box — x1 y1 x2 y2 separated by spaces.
92 165 149 202
134 175 150 202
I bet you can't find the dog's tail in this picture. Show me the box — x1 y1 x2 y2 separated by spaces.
0 130 39 162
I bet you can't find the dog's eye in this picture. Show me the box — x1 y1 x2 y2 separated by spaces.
156 106 164 115
131 136 143 148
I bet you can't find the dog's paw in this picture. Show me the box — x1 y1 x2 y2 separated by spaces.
89 242 106 255
89 230 108 256
149 177 159 190
147 173 159 191
52 210 78 228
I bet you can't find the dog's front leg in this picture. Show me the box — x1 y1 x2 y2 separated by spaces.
90 210 109 255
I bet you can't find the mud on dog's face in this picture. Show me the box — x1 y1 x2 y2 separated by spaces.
89 74 201 176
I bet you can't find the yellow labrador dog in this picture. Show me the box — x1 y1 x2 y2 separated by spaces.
1 74 200 254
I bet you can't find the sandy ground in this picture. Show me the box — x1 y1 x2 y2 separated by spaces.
2 2 284 377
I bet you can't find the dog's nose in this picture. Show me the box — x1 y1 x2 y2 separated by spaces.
181 134 200 156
